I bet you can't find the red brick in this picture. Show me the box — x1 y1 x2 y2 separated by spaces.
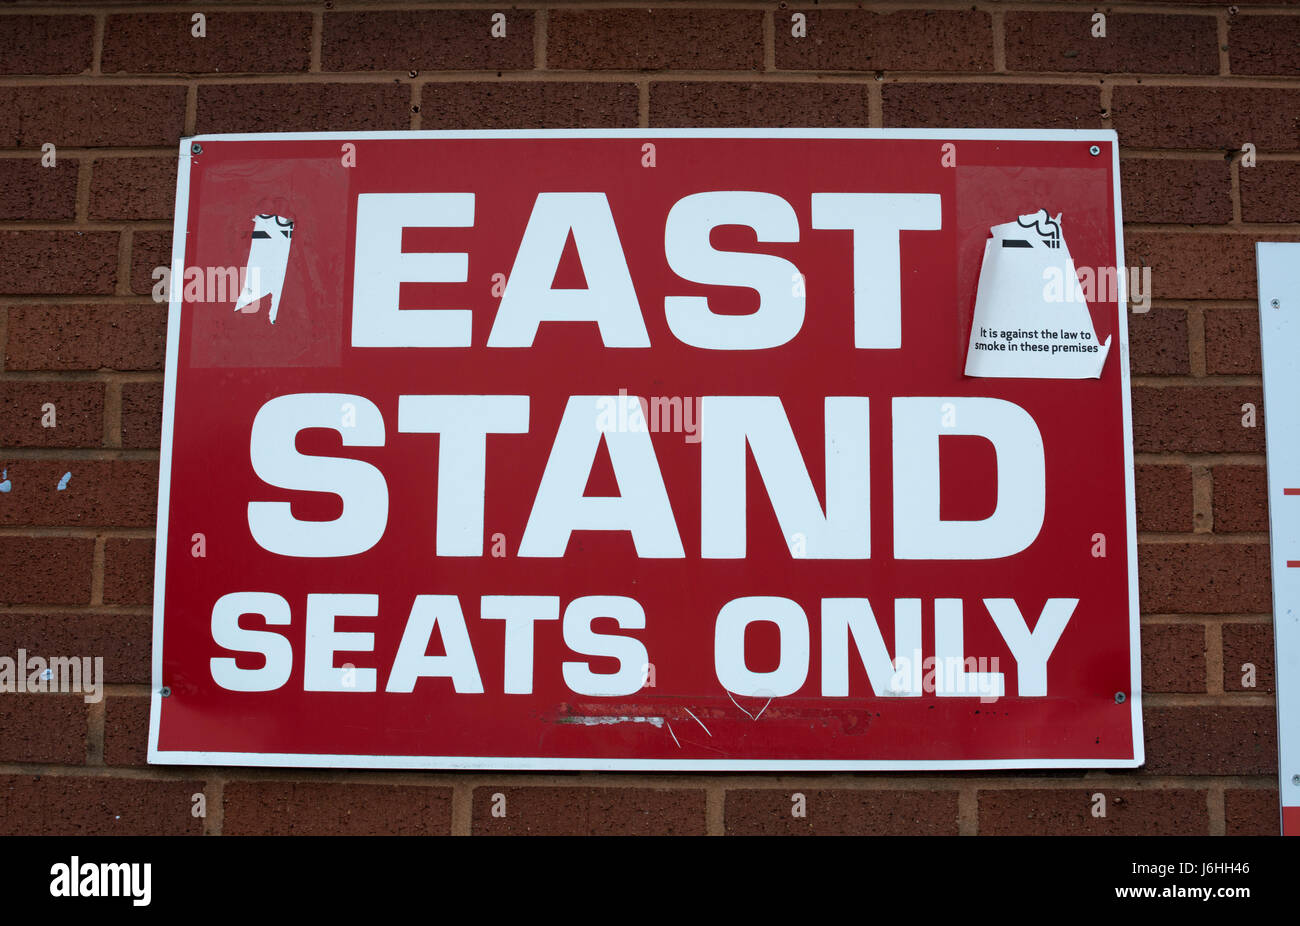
223 780 452 835
1127 308 1189 375
102 537 154 606
1143 705 1276 774
0 460 157 528
773 10 992 72
129 230 171 296
323 10 534 71
0 157 77 220
472 787 705 835
1141 623 1206 692
550 9 761 70
0 85 187 147
1230 15 1300 75
1138 542 1270 613
89 157 177 221
1120 158 1232 224
883 83 1101 129
4 304 166 371
121 381 163 449
103 13 312 74
978 789 1208 835
196 83 411 134
421 83 638 129
1006 13 1218 75
0 538 94 606
104 696 149 766
1111 86 1300 151
1135 464 1193 532
1125 233 1294 301
1240 161 1300 224
0 775 204 835
1131 386 1264 453
725 789 958 835
1213 466 1268 533
0 381 104 447
0 694 86 763
0 231 117 295
651 82 869 128
0 612 151 683
1203 308 1262 374
1222 622 1275 693
0 15 95 75
1225 788 1280 835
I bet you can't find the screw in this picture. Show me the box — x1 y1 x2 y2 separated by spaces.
1293 774 1299 786
191 143 202 155
160 686 171 698
1272 299 1281 309
1114 691 1126 703
1089 145 1101 156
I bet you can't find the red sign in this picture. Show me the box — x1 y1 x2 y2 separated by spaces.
150 130 1141 769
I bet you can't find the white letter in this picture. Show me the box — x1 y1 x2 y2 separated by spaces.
811 193 942 348
520 395 683 557
50 863 70 898
210 593 292 692
714 597 809 697
398 395 529 555
352 193 474 347
247 393 388 557
562 596 649 696
892 397 1044 559
305 594 377 692
701 396 868 558
664 191 804 349
934 599 1004 697
821 598 922 696
480 596 559 694
983 598 1076 696
387 595 484 693
488 193 648 347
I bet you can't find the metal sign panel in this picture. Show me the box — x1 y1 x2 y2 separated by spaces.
1257 241 1300 834
149 129 1141 770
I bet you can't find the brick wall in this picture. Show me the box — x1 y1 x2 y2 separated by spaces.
0 1 1294 836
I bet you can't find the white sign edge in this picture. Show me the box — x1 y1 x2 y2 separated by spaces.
1257 241 1300 833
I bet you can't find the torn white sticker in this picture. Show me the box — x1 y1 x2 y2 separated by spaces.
964 209 1110 379
234 214 294 324
563 715 665 728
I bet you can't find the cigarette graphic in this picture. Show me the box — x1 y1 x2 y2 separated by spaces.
234 214 294 324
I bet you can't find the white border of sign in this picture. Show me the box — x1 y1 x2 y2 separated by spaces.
1257 242 1300 832
149 128 1142 770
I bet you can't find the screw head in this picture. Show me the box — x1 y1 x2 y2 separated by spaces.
160 686 171 698
1089 145 1101 156
1271 298 1281 309
191 143 202 155
1114 691 1126 703
1293 774 1300 786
